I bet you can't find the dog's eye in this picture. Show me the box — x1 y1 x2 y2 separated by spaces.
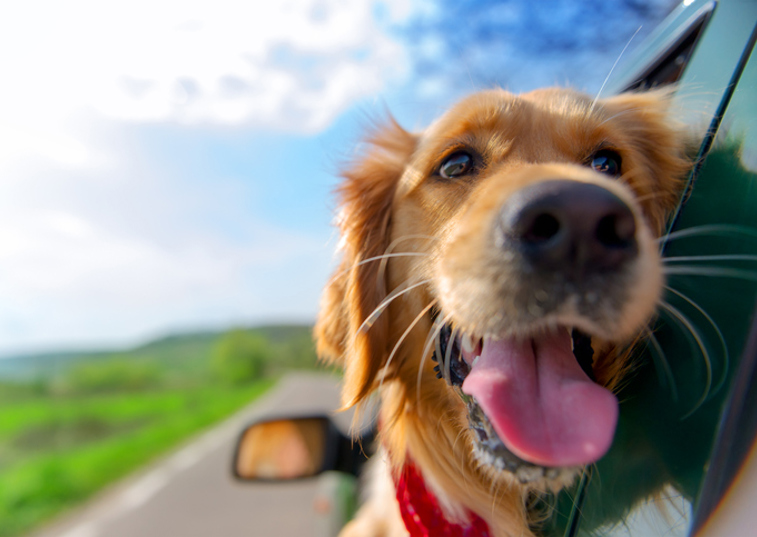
439 151 473 179
590 150 622 177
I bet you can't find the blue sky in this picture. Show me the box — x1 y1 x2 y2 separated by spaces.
0 0 679 355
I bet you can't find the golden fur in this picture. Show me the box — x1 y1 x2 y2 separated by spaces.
315 88 690 537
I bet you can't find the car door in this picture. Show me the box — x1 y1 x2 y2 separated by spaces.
541 1 757 535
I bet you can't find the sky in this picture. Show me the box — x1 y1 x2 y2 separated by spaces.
0 0 680 356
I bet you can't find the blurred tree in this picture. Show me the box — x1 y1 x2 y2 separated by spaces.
211 330 269 384
273 332 318 372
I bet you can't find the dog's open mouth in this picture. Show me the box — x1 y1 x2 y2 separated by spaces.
432 321 618 483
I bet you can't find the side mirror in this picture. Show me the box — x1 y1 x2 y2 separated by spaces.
232 415 373 481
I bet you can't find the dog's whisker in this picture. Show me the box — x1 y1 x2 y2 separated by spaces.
643 325 679 401
365 252 430 263
658 223 757 244
386 234 440 247
597 107 643 127
381 235 438 263
378 300 437 397
358 278 432 335
326 252 431 286
417 312 454 408
376 253 430 291
375 235 437 294
658 300 712 418
664 285 729 395
590 25 642 112
378 238 435 288
663 254 757 263
663 266 757 281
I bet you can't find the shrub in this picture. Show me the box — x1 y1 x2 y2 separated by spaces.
211 330 269 384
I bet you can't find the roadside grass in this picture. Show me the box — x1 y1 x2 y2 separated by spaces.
0 379 274 537
0 323 318 537
0 380 274 537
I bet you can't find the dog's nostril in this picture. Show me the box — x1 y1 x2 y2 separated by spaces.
596 213 636 248
524 213 560 243
500 180 639 273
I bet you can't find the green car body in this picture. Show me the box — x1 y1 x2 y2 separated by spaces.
543 1 757 535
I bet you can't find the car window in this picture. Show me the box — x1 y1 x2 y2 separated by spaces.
622 1 714 91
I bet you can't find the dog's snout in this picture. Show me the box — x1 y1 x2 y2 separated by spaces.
499 180 638 273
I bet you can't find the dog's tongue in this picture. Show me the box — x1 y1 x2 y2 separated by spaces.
461 330 618 467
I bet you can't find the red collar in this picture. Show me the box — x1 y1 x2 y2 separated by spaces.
395 462 491 537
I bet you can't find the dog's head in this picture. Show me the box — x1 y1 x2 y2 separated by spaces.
315 88 689 497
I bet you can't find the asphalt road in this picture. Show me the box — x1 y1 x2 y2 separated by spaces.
28 373 353 537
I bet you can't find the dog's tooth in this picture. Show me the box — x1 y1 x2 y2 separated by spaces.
472 355 480 368
461 333 475 354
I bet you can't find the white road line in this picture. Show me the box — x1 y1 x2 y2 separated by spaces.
58 521 98 537
118 471 171 511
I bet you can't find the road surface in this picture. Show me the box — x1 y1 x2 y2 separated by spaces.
28 373 354 537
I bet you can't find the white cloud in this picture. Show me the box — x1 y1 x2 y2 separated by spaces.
0 0 412 137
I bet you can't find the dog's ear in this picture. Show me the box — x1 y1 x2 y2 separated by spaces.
601 90 692 233
315 118 417 408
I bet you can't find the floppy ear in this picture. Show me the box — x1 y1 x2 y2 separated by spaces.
602 90 692 234
315 119 417 408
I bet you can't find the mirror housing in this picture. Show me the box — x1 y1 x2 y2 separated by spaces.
232 415 373 481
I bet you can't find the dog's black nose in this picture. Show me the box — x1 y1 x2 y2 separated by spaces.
498 180 638 274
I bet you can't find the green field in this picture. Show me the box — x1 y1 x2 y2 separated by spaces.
0 325 319 537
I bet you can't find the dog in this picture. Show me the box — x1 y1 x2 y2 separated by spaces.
315 87 690 537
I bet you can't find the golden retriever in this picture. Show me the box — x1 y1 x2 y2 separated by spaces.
315 88 690 537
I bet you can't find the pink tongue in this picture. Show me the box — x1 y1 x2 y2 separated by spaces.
461 330 618 467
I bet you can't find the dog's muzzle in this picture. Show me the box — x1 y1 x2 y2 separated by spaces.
428 180 637 482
